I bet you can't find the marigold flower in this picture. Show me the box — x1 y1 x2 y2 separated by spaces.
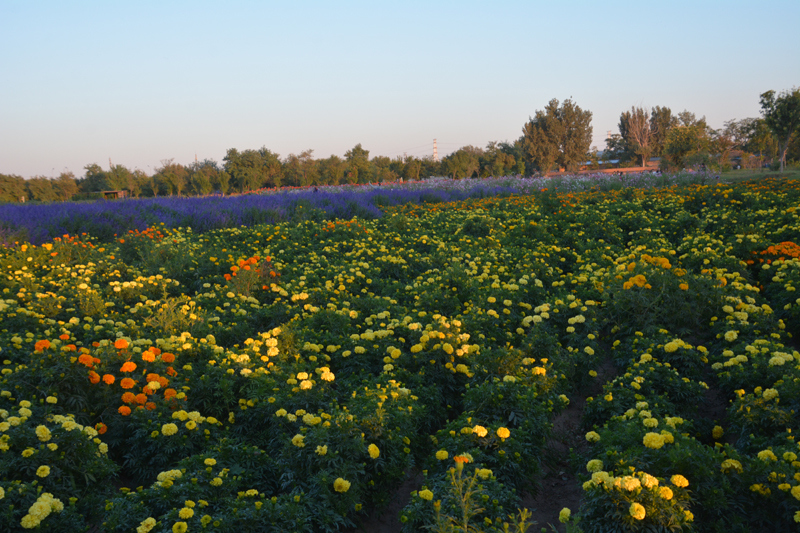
472 425 488 438
659 486 673 500
162 423 178 436
368 444 380 459
497 427 510 439
142 351 156 363
78 353 94 367
95 423 107 434
586 459 603 472
121 392 136 403
114 339 129 350
34 340 51 352
585 431 600 442
118 406 131 416
333 478 351 493
172 522 188 533
671 474 689 487
164 388 178 400
643 432 665 449
435 450 449 460
292 434 305 447
120 378 136 389
88 371 100 384
453 455 470 464
102 374 115 385
134 394 147 405
419 489 433 501
145 402 156 410
161 352 175 363
559 508 571 523
629 502 646 520
120 361 137 373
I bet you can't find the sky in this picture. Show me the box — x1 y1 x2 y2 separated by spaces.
1 0 798 178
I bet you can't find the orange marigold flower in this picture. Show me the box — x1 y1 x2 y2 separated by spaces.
146 373 161 383
120 378 136 389
151 347 162 355
121 392 136 403
141 351 156 363
78 353 95 367
34 340 51 352
95 423 107 434
161 352 175 363
65 344 77 352
166 366 178 377
92 342 100 347
88 371 101 384
163 388 178 400
143 385 156 395
145 402 156 411
454 455 470 464
59 334 70 341
118 406 131 416
134 393 147 405
102 374 115 385
120 361 137 373
114 339 129 350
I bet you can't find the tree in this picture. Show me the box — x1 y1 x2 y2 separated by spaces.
52 172 79 201
662 124 711 170
760 88 800 171
522 98 592 173
0 174 27 202
25 177 58 202
619 107 657 167
154 159 188 196
650 106 678 157
403 156 422 181
344 144 370 184
319 155 346 185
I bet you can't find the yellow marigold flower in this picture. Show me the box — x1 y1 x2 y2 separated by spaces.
724 330 738 342
368 444 380 459
643 418 658 428
172 522 188 533
762 388 779 401
300 380 313 390
204 458 217 466
333 477 351 493
35 426 51 442
784 452 797 462
210 477 223 486
36 466 50 478
178 507 194 519
419 489 433 501
292 434 305 448
559 508 571 523
136 517 157 533
643 432 665 449
472 425 488 438
604 393 613 402
758 449 778 462
316 445 328 456
185 421 197 430
435 450 449 460
586 459 603 472
477 468 493 480
659 486 673 500
629 502 646 520
496 427 510 439
721 459 743 473
22 448 35 458
585 431 600 442
671 474 689 488
162 423 178 436
584 346 594 355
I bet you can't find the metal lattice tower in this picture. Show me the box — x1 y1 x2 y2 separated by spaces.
433 139 439 162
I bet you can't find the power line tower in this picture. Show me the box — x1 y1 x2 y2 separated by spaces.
433 139 439 162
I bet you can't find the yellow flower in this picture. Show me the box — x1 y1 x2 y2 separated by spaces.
477 468 493 479
333 477 351 493
292 434 305 448
629 502 646 520
585 431 600 442
559 508 571 523
643 432 665 449
419 489 433 501
671 474 689 488
210 477 223 486
659 486 673 500
472 425 488 438
316 445 328 456
586 459 603 472
136 517 157 533
35 426 51 442
435 450 449 460
496 427 510 439
724 330 738 342
36 465 50 478
368 444 380 459
179 507 194 519
172 522 188 533
204 458 217 466
162 423 179 436
712 426 724 439
757 449 778 462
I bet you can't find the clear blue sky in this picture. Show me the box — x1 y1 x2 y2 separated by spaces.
1 0 798 177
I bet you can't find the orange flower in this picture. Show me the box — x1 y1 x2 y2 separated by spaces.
34 340 51 352
161 352 175 363
78 353 94 368
88 371 100 384
151 347 162 356
146 373 161 383
145 402 156 411
679 283 689 291
102 374 115 385
141 351 156 363
134 393 147 405
166 366 178 377
143 385 156 395
59 334 70 341
92 342 100 348
120 361 137 373
121 392 136 403
118 406 131 416
114 339 129 350
453 455 470 464
120 378 136 389
163 388 177 400
95 423 107 434
65 344 77 352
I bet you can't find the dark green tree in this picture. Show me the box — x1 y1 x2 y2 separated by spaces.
344 144 370 184
0 174 27 202
760 88 800 171
523 98 592 173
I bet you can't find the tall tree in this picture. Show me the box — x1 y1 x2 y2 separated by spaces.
650 106 678 157
0 174 27 202
523 98 592 173
619 107 657 167
760 88 800 171
154 159 188 196
25 177 58 202
52 172 79 201
344 144 370 184
319 155 346 185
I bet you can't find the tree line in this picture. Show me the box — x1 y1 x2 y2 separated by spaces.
2 88 797 203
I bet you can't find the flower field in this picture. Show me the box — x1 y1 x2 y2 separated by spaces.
1 177 800 532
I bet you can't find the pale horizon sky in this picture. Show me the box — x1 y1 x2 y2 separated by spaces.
1 0 798 178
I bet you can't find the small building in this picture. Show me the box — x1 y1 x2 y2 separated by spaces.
102 190 127 200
